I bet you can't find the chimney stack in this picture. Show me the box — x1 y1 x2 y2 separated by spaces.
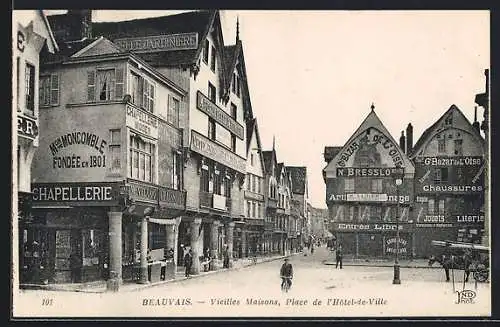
473 106 481 133
399 131 406 153
67 10 92 40
406 123 413 155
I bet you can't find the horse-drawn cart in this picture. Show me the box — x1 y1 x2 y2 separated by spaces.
431 240 489 283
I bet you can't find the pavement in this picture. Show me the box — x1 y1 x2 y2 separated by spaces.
14 245 491 318
19 251 300 293
322 257 434 269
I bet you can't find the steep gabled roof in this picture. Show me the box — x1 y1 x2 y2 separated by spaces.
92 10 214 67
286 166 307 195
246 118 266 175
224 40 254 122
410 104 485 158
323 108 415 176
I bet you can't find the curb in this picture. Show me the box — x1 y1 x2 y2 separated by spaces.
322 261 439 269
20 253 298 294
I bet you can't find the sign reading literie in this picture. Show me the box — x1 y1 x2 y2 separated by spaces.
32 183 117 202
114 33 198 52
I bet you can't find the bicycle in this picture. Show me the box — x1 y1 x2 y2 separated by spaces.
281 276 292 292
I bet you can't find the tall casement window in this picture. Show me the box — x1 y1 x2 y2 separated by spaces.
25 63 35 115
231 103 237 120
16 58 20 111
87 67 124 103
39 74 59 106
210 45 216 72
231 134 236 152
208 118 216 140
438 138 446 153
109 129 121 174
344 178 355 193
428 198 435 214
232 73 237 94
168 96 180 127
236 74 241 97
201 165 210 192
172 151 182 190
203 40 209 64
438 199 445 215
371 179 383 193
247 200 251 217
223 175 232 198
208 82 216 103
454 139 463 156
129 135 155 183
213 168 222 195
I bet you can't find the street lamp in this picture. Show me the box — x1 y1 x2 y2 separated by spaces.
393 177 403 285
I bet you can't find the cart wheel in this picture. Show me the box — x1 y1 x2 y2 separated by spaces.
473 269 489 282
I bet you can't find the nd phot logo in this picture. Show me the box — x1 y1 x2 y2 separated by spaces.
455 289 476 304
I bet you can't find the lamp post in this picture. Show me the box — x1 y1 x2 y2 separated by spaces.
393 177 403 285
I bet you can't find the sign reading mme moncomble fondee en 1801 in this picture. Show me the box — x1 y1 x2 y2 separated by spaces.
114 33 198 52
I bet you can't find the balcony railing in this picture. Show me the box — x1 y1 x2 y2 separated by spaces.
199 191 231 212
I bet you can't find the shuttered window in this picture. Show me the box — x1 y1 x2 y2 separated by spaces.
87 67 124 103
39 74 59 106
87 70 96 102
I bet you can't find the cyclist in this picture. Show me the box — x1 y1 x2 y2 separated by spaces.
280 258 293 291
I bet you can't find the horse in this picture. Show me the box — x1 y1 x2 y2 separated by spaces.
428 253 471 282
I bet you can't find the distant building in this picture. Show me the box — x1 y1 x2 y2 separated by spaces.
287 166 309 252
409 104 485 256
323 106 415 259
309 206 328 239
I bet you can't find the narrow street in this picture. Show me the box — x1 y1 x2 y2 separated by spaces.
16 245 490 318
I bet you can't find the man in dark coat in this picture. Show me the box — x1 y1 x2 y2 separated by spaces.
335 244 343 269
280 258 294 290
184 249 193 277
223 245 230 268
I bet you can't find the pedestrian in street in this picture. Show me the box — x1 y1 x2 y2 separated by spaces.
335 244 343 269
223 245 230 268
184 248 193 277
280 258 293 291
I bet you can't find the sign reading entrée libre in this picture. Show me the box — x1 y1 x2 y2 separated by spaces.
190 130 246 174
197 91 244 139
331 222 414 232
32 182 120 204
114 33 198 52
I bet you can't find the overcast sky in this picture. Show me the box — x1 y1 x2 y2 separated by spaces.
43 10 490 209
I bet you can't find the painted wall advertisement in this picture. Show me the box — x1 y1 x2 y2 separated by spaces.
385 236 409 255
414 156 484 193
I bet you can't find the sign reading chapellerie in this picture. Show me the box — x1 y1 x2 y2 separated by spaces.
114 33 198 52
197 91 244 139
190 130 246 173
32 182 119 203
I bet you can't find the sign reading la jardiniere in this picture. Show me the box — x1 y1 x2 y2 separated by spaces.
114 33 198 52
126 179 185 210
196 91 244 139
190 130 246 174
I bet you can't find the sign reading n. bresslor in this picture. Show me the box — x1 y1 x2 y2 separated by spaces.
11 10 490 319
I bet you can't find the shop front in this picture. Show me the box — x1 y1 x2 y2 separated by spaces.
22 182 123 285
122 178 186 283
331 222 415 259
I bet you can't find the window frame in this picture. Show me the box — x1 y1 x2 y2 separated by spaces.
167 95 180 127
202 40 209 64
24 62 36 116
109 129 121 174
210 45 216 72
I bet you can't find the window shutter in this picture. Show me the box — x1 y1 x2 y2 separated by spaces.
115 68 124 100
50 74 59 105
142 78 148 110
149 83 155 112
87 70 96 102
167 94 173 124
38 77 44 107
